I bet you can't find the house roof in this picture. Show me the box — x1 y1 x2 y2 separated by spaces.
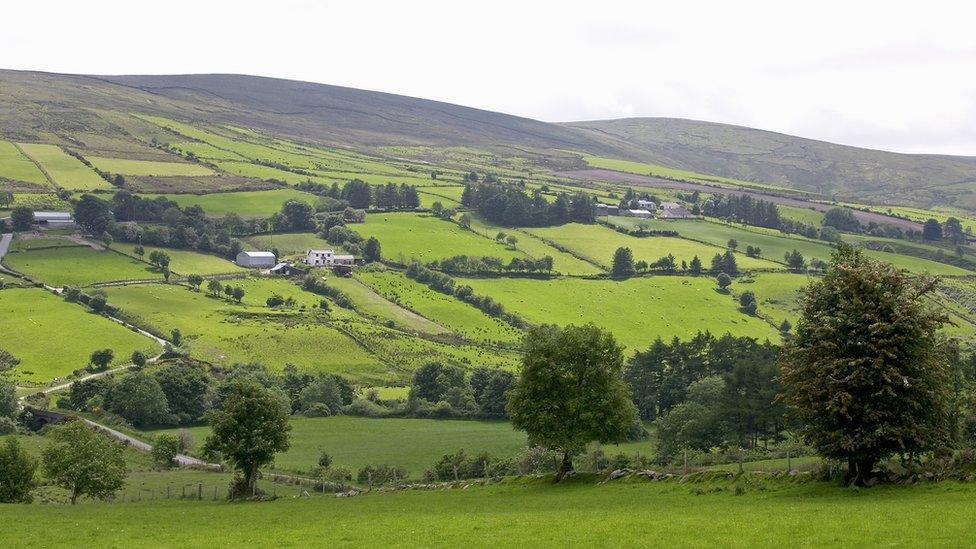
628 209 652 215
240 251 275 258
33 211 73 221
334 254 355 260
307 249 336 255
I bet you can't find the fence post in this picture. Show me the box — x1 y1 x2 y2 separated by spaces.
367 471 372 491
182 485 186 498
213 486 218 501
167 486 171 499
787 451 792 473
198 483 202 500
683 450 688 474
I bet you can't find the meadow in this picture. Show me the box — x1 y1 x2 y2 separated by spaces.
354 213 526 264
321 274 451 336
16 143 113 190
111 243 244 275
143 188 320 217
0 288 156 383
243 232 333 255
86 156 216 176
524 223 779 271
581 153 798 193
460 276 781 350
4 241 161 286
0 140 49 184
3 477 975 546
357 270 524 344
463 215 605 275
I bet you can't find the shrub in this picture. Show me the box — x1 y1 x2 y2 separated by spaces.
357 464 407 485
151 434 181 468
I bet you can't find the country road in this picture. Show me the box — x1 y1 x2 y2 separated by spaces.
83 420 217 468
0 233 11 262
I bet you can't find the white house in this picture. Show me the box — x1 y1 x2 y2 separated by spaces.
236 250 276 268
305 250 358 267
659 201 681 210
637 199 656 209
659 206 694 219
627 209 653 218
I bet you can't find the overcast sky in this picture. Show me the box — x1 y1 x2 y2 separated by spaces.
5 0 976 155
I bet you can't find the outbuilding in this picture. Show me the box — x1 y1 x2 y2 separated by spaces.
32 211 76 228
236 250 276 268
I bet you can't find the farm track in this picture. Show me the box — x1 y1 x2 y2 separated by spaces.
557 168 925 232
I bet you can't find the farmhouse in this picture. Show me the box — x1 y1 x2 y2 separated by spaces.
595 203 619 216
659 206 694 219
305 249 358 267
32 211 75 228
269 262 302 276
236 250 276 268
637 199 657 209
626 209 653 218
659 201 681 210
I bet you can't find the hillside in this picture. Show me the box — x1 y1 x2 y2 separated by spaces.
565 117 976 210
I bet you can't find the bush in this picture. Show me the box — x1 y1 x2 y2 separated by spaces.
304 402 332 417
151 434 181 468
357 464 407 485
0 417 17 435
343 398 393 418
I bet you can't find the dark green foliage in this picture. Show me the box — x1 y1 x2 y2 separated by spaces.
922 218 943 241
363 237 381 263
507 324 637 480
151 434 181 468
611 246 635 277
716 272 731 291
409 362 466 404
0 438 37 503
299 373 343 415
462 182 593 227
470 367 515 419
11 207 33 231
0 380 16 419
107 371 171 426
62 377 114 412
784 249 806 272
272 199 316 232
203 381 291 497
822 207 861 232
130 350 147 368
701 194 780 229
42 421 126 504
340 179 372 209
88 348 114 371
154 363 212 424
74 194 115 235
779 246 951 485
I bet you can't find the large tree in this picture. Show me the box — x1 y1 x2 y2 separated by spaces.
202 381 291 497
778 246 951 485
41 421 127 504
611 247 635 278
0 438 37 503
507 324 637 480
73 194 115 235
107 371 171 426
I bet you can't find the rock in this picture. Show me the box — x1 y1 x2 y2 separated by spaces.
610 469 631 479
335 489 361 498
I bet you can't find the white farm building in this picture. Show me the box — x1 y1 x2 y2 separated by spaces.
236 251 276 268
305 249 356 267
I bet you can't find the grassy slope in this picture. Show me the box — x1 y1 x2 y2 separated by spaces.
4 479 976 546
463 215 604 275
324 274 451 335
17 143 112 190
461 276 780 350
355 213 525 264
86 156 215 176
243 232 333 255
0 140 49 184
111 243 244 275
4 244 162 286
0 288 156 383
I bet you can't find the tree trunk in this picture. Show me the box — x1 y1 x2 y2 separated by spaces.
846 456 874 486
70 486 79 505
555 451 573 483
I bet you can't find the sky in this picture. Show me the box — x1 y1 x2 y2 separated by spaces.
4 0 976 155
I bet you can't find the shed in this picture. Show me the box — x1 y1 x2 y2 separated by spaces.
33 211 75 227
236 250 276 268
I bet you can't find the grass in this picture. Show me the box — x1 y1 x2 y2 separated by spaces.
525 223 779 271
0 140 49 184
355 213 525 264
357 270 524 344
581 153 797 193
86 156 215 176
4 243 162 286
460 276 781 350
243 232 333 256
5 191 71 210
463 215 604 275
322 273 451 335
4 477 976 546
103 281 390 382
142 189 320 217
778 205 825 225
111 243 244 275
0 288 156 384
16 143 113 190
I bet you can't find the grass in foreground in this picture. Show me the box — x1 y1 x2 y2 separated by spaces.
3 477 975 547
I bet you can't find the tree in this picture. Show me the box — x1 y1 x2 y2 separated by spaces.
266 294 285 308
133 245 144 257
0 190 13 208
458 213 472 229
275 200 316 232
148 250 171 269
944 217 966 245
784 250 806 272
727 239 738 250
171 329 182 346
207 279 223 296
10 207 32 231
202 382 291 497
89 348 114 371
74 194 114 235
739 291 758 315
232 286 245 303
611 247 635 278
823 207 861 232
186 274 204 290
299 373 343 415
151 434 181 468
778 246 951 485
923 218 943 241
0 379 16 419
130 350 147 368
505 235 518 249
409 362 466 404
155 363 212 423
716 272 732 292
0 438 37 503
106 371 171 426
779 319 792 334
41 421 127 504
363 237 381 263
507 324 637 481
88 293 108 313
689 255 703 275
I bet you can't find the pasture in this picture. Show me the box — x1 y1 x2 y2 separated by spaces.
524 223 779 271
0 140 49 185
459 275 781 350
463 215 604 275
357 270 524 344
354 213 525 264
243 232 333 255
86 156 216 176
581 153 796 192
16 143 112 190
321 274 451 335
4 241 161 286
3 477 976 546
0 288 156 383
111 243 244 275
144 188 319 217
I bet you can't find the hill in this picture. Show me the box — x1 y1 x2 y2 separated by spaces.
565 117 976 210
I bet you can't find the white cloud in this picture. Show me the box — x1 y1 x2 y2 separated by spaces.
3 0 976 155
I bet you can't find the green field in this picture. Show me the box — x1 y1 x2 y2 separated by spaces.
86 156 215 176
111 243 244 275
463 216 604 275
460 276 781 350
323 274 451 336
144 188 319 217
0 288 156 383
16 143 113 190
525 223 779 271
778 205 825 225
358 270 523 344
0 140 49 184
4 241 162 286
4 477 975 546
581 153 797 193
243 232 333 255
103 281 390 381
355 213 525 265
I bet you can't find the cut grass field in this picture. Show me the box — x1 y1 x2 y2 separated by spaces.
463 215 604 275
16 143 113 190
460 276 781 350
86 156 215 176
357 270 524 344
355 213 525 264
111 243 244 275
525 223 779 271
143 188 319 217
243 232 333 255
0 140 49 184
322 274 451 336
0 288 156 384
4 477 975 546
4 241 161 286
